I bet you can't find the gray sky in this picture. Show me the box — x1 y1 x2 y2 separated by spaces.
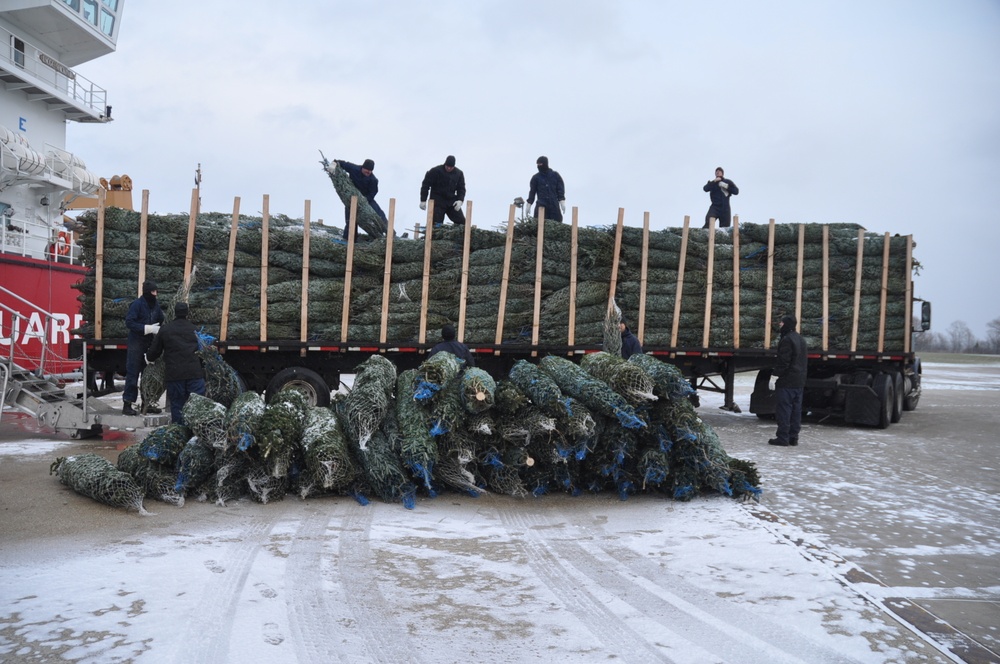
70 0 1000 340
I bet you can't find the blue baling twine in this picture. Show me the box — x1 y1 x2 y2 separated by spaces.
429 419 449 436
614 408 646 429
237 432 253 451
350 489 370 506
413 380 440 401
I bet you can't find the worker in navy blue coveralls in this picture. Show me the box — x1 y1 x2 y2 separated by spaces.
427 324 475 368
769 315 808 446
146 301 206 424
333 158 387 240
703 166 739 228
619 316 644 360
527 156 566 222
122 280 164 416
420 156 466 227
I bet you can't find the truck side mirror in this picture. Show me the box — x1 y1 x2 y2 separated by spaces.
920 301 931 331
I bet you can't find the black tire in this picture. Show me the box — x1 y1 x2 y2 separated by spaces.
265 367 330 407
903 391 920 412
890 372 904 423
873 372 893 429
903 359 921 412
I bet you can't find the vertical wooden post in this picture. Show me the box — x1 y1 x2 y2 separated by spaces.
219 197 240 342
670 215 690 348
605 208 625 319
379 198 397 345
417 200 434 346
703 218 716 348
732 215 741 349
638 211 650 345
530 209 545 353
260 194 270 343
458 201 473 342
137 190 150 296
94 189 106 339
878 231 890 353
567 207 579 346
340 196 358 343
822 225 830 352
763 219 776 350
494 204 517 350
795 224 805 328
850 228 864 352
904 235 913 353
299 200 311 355
183 188 198 285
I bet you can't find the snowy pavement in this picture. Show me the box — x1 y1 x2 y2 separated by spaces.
1 361 998 663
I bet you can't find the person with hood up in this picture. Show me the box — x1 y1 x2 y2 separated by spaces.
330 157 387 240
420 155 466 228
703 166 739 228
122 280 164 416
527 156 566 222
146 301 206 424
427 324 476 368
618 315 644 360
769 314 808 446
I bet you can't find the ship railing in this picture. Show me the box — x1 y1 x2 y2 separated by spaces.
0 25 108 118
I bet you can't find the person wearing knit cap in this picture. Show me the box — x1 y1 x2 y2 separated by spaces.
703 166 739 228
329 157 387 240
527 155 566 222
146 301 206 424
427 323 476 368
618 314 644 360
419 155 467 228
769 314 808 447
122 279 164 416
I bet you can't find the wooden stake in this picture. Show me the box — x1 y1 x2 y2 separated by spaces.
732 215 741 349
94 189 105 339
904 236 913 353
219 197 240 342
670 216 690 348
851 228 864 352
137 190 149 297
763 219 775 350
299 200 311 356
822 225 830 352
494 204 517 350
417 200 434 346
606 208 625 319
795 224 805 328
568 207 579 346
184 188 198 285
703 218 716 348
260 195 270 343
379 198 397 345
531 208 545 353
638 211 650 345
340 196 358 344
878 231 890 352
458 201 473 341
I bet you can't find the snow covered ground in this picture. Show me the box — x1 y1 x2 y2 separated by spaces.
1 361 997 663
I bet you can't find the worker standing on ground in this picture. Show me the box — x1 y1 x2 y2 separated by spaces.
331 158 386 240
420 155 466 227
527 155 566 222
146 302 206 424
769 314 808 447
122 280 164 416
703 167 739 228
428 324 476 368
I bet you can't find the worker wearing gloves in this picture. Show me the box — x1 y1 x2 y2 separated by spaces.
420 155 467 227
146 301 206 425
122 279 164 416
527 155 566 222
703 166 739 228
330 158 387 240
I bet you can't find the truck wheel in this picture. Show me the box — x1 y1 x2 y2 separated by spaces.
903 358 921 412
873 373 893 429
890 372 904 423
752 369 775 419
265 367 331 407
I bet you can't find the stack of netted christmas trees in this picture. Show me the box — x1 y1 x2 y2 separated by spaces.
59 350 760 513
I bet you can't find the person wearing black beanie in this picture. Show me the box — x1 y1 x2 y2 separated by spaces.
427 323 476 367
122 280 164 415
146 301 206 424
769 314 808 447
328 157 387 240
420 156 467 228
527 155 566 222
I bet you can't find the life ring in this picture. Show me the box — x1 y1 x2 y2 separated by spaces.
56 231 71 256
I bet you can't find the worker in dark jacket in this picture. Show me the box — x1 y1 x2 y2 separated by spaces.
420 155 466 227
332 158 387 240
427 324 475 368
769 315 808 446
703 166 739 228
619 316 644 360
122 280 164 416
527 156 566 222
146 301 206 424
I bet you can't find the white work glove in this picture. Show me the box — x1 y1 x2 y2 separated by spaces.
143 353 151 365
325 160 338 173
453 200 463 212
719 181 729 190
559 200 566 214
419 201 427 211
144 323 160 335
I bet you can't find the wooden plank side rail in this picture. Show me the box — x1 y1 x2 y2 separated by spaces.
794 224 804 327
567 207 579 346
530 208 546 354
219 197 240 342
260 194 270 344
822 225 829 352
670 215 691 348
732 216 741 349
184 188 198 286
638 211 650 345
702 218 716 348
299 200 311 356
458 201 473 342
137 190 149 296
878 231 890 353
763 219 776 349
494 205 516 351
94 189 106 339
379 198 397 345
417 199 434 346
904 235 913 353
850 228 864 352
340 196 358 345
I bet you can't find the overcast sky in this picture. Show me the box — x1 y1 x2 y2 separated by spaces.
69 0 1000 339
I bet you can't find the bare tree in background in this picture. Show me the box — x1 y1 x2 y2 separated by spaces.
946 320 976 353
986 317 1000 354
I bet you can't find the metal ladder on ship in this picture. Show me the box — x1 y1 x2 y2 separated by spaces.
1 286 168 438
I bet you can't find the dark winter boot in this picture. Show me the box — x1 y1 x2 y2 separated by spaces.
122 402 137 416
142 403 162 415
768 438 789 446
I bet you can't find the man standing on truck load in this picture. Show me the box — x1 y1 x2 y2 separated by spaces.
428 324 476 368
619 315 644 359
769 314 808 447
527 156 566 222
331 158 387 240
122 280 164 416
146 302 206 425
703 167 739 228
420 155 466 227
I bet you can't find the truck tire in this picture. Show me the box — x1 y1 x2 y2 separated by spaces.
890 372 904 423
903 358 921 412
265 367 331 407
752 369 775 419
873 372 893 429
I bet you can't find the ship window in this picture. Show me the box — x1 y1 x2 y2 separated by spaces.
11 37 25 68
102 0 118 10
63 0 81 10
82 0 99 26
100 10 115 36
